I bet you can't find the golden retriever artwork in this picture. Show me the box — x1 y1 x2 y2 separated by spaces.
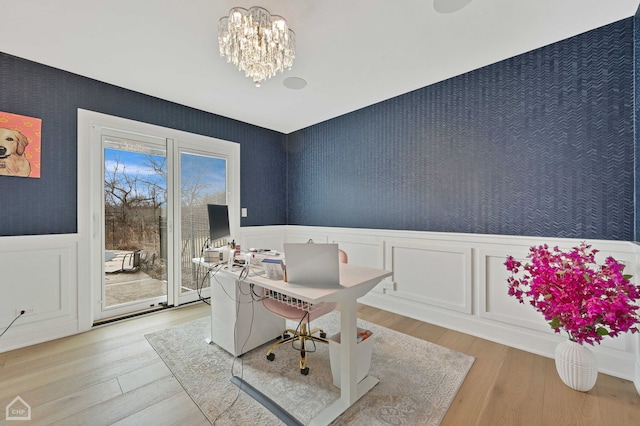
0 111 41 178
0 127 31 177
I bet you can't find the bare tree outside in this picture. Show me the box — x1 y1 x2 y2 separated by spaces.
104 149 227 297
104 153 167 282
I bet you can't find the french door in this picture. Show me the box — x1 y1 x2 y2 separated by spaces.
87 112 239 322
175 147 230 305
99 130 171 319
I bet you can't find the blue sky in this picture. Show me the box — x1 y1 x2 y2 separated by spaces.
104 149 226 200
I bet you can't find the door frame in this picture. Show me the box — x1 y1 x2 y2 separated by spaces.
94 128 174 320
172 142 238 306
77 109 240 326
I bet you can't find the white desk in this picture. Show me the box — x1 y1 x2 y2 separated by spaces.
206 264 285 356
213 261 392 425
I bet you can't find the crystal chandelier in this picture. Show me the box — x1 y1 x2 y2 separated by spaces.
218 6 296 87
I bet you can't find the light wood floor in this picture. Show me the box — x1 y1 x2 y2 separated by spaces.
357 305 640 426
1 302 638 425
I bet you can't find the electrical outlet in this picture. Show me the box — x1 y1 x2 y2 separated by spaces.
16 307 35 316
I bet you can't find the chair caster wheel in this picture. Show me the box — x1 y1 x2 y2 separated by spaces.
266 353 275 361
320 332 327 338
300 367 309 375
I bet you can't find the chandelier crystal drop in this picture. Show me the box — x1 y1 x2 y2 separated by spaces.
218 6 296 87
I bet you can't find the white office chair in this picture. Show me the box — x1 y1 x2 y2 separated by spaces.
262 249 348 375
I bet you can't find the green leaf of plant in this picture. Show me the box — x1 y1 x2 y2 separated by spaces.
549 318 560 329
596 327 609 336
623 274 633 280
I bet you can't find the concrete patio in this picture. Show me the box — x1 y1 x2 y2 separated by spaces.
104 251 166 306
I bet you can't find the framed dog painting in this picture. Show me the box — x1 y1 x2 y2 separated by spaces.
0 111 42 178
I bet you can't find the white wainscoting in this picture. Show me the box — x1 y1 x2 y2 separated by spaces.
636 355 640 395
385 240 472 314
0 234 81 352
1 225 638 392
238 226 640 386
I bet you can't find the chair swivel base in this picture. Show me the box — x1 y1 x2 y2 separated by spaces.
265 323 329 375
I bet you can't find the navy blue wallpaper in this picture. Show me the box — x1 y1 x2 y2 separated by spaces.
0 53 287 236
1 16 637 241
635 9 640 242
287 18 635 241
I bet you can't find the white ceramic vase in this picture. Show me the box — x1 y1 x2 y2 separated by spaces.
554 340 598 392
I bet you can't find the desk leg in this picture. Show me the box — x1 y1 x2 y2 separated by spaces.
339 299 358 404
309 300 379 426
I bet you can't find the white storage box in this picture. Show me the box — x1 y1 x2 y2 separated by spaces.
262 257 284 280
204 247 228 264
328 328 373 388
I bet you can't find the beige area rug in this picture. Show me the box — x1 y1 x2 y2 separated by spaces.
145 312 474 425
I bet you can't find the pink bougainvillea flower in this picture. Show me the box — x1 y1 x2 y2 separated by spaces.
504 242 640 345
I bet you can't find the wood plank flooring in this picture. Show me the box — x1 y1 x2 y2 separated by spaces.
1 302 638 425
0 303 211 426
356 305 640 426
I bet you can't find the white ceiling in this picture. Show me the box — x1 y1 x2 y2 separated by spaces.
1 0 639 134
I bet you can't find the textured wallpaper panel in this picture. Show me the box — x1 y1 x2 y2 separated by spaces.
0 53 287 236
287 18 635 240
635 9 640 242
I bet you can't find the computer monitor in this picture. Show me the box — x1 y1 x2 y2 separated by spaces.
207 204 230 243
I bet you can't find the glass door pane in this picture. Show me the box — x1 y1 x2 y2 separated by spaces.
179 152 227 300
102 137 169 314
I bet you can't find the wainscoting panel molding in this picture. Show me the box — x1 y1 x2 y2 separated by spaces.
238 225 640 386
333 234 387 294
385 240 472 314
2 226 637 393
478 248 553 332
0 234 80 352
329 234 385 271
